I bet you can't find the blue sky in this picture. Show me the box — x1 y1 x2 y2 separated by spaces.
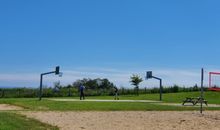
1 0 220 88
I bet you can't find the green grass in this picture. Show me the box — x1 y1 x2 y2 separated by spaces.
0 91 218 130
0 98 197 111
50 91 220 104
0 91 219 111
0 98 201 111
0 112 58 130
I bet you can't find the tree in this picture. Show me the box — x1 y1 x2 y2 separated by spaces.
193 84 199 91
130 74 143 96
67 84 72 97
53 81 62 96
172 84 179 93
0 89 4 98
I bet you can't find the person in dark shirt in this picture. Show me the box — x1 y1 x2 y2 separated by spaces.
79 85 85 100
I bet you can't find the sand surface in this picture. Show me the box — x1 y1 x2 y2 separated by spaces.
0 104 23 111
21 111 220 130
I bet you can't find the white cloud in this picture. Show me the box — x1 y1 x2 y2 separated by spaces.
0 67 218 88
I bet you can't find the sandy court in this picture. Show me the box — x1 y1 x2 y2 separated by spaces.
0 104 23 111
21 111 220 130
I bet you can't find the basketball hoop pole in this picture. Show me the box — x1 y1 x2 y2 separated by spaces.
39 66 61 101
146 71 163 101
200 68 204 114
209 72 211 88
151 76 162 101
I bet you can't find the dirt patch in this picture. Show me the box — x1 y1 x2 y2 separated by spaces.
0 104 23 111
21 111 220 130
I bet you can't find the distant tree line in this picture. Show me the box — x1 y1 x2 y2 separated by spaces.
0 78 116 98
0 78 208 98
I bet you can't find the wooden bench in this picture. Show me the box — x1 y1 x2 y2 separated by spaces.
182 97 208 106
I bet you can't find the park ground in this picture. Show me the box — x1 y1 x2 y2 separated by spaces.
0 91 220 130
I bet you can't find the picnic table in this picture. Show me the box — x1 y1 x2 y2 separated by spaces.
182 97 208 106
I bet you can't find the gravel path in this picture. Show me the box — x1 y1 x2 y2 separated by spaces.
48 99 161 103
49 99 220 107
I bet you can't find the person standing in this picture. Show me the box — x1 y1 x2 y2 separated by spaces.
114 86 119 100
79 84 85 100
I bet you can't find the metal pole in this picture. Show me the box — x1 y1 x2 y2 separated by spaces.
39 71 56 101
200 68 204 114
209 72 211 88
160 79 162 101
38 66 61 101
39 74 43 101
152 76 163 101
